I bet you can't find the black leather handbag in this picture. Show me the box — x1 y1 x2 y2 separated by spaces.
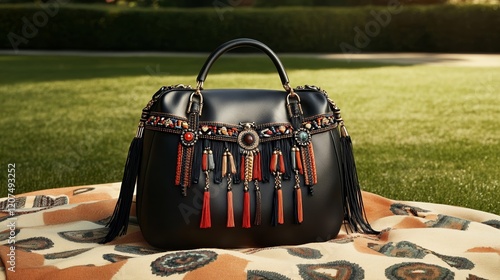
102 38 377 249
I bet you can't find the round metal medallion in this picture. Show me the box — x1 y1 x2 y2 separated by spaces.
180 129 198 146
294 128 312 146
237 129 260 151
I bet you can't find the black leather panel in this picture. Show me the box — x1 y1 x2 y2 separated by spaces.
157 89 329 125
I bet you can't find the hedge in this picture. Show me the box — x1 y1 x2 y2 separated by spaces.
2 4 499 53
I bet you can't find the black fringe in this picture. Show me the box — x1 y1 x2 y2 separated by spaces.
340 134 379 234
191 140 203 185
101 136 143 243
279 139 292 180
211 140 225 184
260 142 273 183
229 142 241 185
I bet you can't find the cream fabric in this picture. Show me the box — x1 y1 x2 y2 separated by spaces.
0 183 498 279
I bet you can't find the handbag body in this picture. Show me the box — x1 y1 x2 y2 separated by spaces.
103 38 377 249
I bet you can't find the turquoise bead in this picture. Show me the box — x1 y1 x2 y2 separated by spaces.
298 131 309 142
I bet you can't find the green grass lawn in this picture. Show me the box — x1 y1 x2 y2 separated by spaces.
0 55 498 215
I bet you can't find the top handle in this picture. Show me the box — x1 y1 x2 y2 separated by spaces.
196 38 291 92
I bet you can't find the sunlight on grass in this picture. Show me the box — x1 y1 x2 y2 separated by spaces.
0 55 498 214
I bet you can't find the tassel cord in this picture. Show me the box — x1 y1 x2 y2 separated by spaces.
200 147 213 229
340 130 379 235
200 183 211 229
102 136 143 243
242 187 251 228
254 181 262 226
226 187 235 228
225 149 236 228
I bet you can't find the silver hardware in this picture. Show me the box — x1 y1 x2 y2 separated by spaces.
196 81 204 90
187 90 204 116
286 92 303 117
135 124 144 138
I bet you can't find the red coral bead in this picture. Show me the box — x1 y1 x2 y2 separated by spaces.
184 132 194 142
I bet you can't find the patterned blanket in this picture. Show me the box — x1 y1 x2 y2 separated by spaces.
0 183 498 280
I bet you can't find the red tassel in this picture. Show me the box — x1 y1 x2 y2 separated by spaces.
201 150 208 172
175 143 183 185
200 190 211 228
252 153 258 179
240 155 246 181
270 151 278 173
258 152 263 180
278 151 285 174
277 188 284 224
253 152 262 181
242 191 251 228
295 148 303 175
295 188 303 224
226 191 235 228
308 144 318 185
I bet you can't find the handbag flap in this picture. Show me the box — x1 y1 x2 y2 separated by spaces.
153 88 330 125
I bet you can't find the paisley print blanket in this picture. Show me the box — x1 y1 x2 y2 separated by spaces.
0 183 498 279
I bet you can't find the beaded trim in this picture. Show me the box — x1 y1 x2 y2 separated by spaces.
145 113 338 142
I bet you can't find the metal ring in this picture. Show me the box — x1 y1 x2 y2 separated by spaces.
187 90 204 115
286 92 301 104
196 81 204 90
283 83 292 93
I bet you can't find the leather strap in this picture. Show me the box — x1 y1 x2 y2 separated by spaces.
196 38 290 87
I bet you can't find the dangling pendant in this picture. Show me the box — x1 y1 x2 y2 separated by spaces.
253 151 262 226
242 182 251 228
200 148 214 228
292 146 304 224
293 171 303 224
223 149 236 228
271 149 285 226
200 179 211 229
254 180 262 226
237 122 262 228
242 152 253 228
294 128 317 195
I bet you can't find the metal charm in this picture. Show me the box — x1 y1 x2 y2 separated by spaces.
294 128 312 146
180 129 198 146
237 122 260 151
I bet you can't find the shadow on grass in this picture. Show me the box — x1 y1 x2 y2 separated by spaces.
0 55 411 85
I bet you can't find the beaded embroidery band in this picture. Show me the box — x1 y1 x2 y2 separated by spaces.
175 91 201 196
